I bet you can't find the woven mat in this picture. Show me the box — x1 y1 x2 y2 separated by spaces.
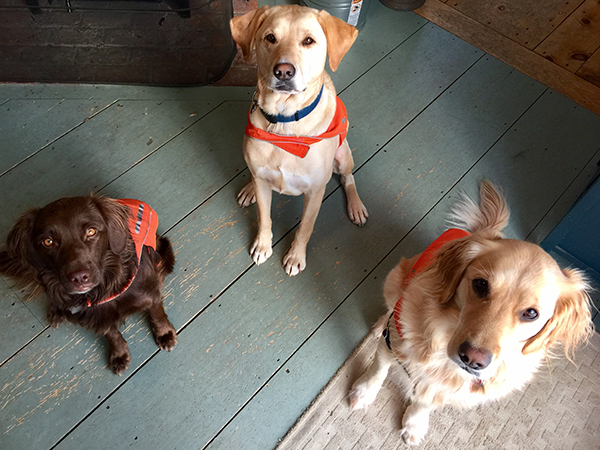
278 330 600 450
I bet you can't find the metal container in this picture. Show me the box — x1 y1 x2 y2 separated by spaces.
301 0 370 29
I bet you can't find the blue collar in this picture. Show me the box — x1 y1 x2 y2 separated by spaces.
254 85 324 124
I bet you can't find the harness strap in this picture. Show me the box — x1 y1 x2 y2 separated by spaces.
258 85 324 124
382 228 484 387
245 96 348 158
390 228 471 341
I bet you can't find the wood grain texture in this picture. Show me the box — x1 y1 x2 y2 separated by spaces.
577 46 600 85
534 0 600 73
448 0 581 49
415 0 600 115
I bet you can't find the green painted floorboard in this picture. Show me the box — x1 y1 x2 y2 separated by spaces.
1 4 600 450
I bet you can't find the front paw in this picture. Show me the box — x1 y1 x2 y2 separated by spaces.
155 329 178 352
250 235 272 265
348 200 368 227
109 349 131 375
400 426 426 446
283 245 306 277
349 378 381 410
400 404 430 445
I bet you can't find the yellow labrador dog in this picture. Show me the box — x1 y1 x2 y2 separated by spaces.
230 5 368 276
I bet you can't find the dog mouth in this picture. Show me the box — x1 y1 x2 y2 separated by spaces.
455 359 482 376
70 286 95 295
272 84 305 95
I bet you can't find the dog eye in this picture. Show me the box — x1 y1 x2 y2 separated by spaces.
265 33 276 44
472 278 489 298
520 308 539 321
86 227 97 238
42 237 54 248
302 37 315 46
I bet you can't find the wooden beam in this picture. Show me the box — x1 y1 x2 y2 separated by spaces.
415 0 600 116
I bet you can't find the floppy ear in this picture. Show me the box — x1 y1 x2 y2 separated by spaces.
317 10 358 71
0 208 44 291
429 237 477 303
522 268 593 359
91 196 130 255
230 6 270 61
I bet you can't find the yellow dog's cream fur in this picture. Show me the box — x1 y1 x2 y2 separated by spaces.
230 5 368 276
349 181 592 445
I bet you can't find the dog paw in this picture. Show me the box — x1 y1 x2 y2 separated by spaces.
348 380 380 409
348 201 368 227
283 248 306 277
250 237 273 265
400 404 430 445
400 426 426 446
237 182 256 207
156 329 178 352
109 351 131 375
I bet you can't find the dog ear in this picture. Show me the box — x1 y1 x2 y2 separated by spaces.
91 196 131 255
317 10 358 72
230 6 270 61
0 208 44 288
429 237 477 303
522 268 593 358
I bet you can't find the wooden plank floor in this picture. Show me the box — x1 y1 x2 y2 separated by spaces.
416 0 600 115
1 2 600 449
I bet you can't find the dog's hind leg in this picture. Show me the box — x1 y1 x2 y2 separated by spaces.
104 326 131 375
334 139 368 226
348 336 394 409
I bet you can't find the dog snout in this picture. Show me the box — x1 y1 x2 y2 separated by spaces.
68 269 94 292
273 63 295 81
458 341 492 371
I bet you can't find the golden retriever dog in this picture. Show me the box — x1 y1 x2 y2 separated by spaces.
230 5 368 276
349 181 592 444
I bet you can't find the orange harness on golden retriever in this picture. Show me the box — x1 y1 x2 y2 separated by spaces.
384 228 471 346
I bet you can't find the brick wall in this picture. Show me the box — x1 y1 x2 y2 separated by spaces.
0 0 252 86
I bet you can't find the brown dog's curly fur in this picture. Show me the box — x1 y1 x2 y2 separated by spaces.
0 195 177 375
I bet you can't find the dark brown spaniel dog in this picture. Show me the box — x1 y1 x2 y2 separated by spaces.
0 195 177 375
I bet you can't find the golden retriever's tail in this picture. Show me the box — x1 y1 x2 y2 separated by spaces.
447 180 510 238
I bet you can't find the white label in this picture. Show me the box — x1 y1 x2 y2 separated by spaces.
347 0 363 27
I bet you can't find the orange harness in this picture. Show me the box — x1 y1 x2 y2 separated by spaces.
84 199 159 309
244 96 349 158
391 228 470 340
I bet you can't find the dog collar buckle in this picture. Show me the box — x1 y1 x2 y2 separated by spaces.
250 91 259 114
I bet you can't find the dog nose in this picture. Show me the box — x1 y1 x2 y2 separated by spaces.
69 269 91 287
458 341 492 371
273 63 295 81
